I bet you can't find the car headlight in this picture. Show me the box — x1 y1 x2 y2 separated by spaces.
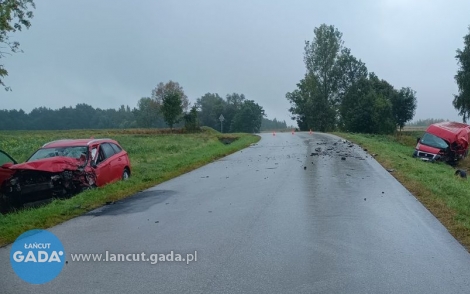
10 178 19 186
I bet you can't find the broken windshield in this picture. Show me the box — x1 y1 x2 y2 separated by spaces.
27 146 88 162
420 132 449 149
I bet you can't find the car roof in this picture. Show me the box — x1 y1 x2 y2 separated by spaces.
427 122 470 135
426 122 470 144
431 121 470 132
42 138 119 148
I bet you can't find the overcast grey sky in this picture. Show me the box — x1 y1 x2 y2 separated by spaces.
2 0 470 124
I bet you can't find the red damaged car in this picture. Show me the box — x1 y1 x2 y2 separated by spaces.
0 138 131 211
413 121 470 163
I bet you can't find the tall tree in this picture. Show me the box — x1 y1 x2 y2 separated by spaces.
304 24 343 103
152 81 189 112
290 24 360 131
286 73 336 131
196 93 226 130
134 97 161 128
223 93 245 132
333 48 368 105
368 72 397 100
161 92 183 129
453 26 470 122
367 73 417 131
153 81 188 129
0 0 35 90
340 78 372 132
226 93 245 109
183 105 200 132
286 76 312 130
392 87 417 131
288 24 417 134
340 78 395 134
230 100 265 133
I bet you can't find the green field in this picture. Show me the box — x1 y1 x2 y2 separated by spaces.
0 128 260 246
335 131 470 251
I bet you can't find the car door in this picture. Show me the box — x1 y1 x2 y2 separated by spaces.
0 150 17 187
100 143 122 183
90 144 113 186
109 143 127 178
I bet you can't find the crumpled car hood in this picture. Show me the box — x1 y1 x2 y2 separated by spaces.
11 157 84 172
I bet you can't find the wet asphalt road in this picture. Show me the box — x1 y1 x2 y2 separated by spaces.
1 132 470 293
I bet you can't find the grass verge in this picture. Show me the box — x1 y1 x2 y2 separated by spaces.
334 132 470 252
0 128 260 246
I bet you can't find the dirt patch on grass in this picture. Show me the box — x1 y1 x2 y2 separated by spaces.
218 137 239 145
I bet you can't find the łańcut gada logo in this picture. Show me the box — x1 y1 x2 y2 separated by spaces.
10 229 65 284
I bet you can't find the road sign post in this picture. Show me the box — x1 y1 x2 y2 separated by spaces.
219 114 225 133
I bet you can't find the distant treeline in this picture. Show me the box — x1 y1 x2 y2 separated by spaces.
260 118 288 131
0 101 287 132
0 104 138 130
407 118 448 127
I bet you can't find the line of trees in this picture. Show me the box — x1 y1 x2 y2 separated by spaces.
260 118 288 131
0 81 276 132
134 82 267 133
407 118 447 127
287 24 417 134
453 26 470 122
0 104 138 130
195 93 266 133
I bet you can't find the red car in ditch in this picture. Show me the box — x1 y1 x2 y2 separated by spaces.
413 121 470 163
0 138 131 211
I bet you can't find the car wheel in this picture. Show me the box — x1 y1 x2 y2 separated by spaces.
122 169 130 181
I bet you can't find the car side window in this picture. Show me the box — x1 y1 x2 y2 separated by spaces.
110 143 122 154
100 143 116 160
